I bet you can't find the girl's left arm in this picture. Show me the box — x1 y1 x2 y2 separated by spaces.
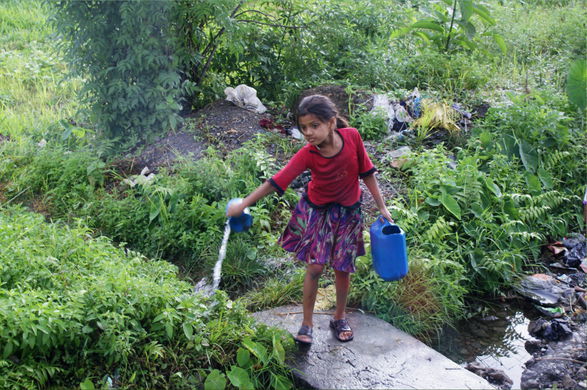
363 173 393 222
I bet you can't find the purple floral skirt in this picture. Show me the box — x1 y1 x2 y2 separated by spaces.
278 195 365 273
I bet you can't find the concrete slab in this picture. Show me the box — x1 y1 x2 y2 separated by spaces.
253 305 495 390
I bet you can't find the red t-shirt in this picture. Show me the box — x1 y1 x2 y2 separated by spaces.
269 127 376 207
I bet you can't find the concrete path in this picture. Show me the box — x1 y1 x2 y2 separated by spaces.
253 305 495 389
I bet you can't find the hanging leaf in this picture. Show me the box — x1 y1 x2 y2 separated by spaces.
440 191 462 220
525 172 542 193
411 20 445 33
566 59 587 111
459 0 474 21
537 167 554 189
518 140 539 172
484 177 502 197
492 33 507 54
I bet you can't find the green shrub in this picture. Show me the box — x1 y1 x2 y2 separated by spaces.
0 206 293 389
50 0 182 145
352 107 389 141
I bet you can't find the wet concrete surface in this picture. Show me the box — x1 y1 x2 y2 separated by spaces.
253 305 494 389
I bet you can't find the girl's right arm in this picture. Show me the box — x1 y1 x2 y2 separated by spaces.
226 181 275 217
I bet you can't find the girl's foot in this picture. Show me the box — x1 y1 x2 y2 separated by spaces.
295 324 313 344
330 318 353 342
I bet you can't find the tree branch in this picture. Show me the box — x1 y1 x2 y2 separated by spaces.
237 19 303 29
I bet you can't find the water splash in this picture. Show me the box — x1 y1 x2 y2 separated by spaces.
194 220 231 296
212 221 231 291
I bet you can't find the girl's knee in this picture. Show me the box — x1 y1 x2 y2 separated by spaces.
307 264 324 279
334 269 350 279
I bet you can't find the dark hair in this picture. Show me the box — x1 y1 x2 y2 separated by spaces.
297 94 349 129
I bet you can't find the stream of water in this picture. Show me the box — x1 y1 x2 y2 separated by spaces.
431 302 539 389
194 221 231 296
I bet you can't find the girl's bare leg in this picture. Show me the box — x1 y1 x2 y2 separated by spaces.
334 269 352 340
298 263 323 343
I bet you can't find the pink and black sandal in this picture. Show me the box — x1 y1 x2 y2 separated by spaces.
295 325 313 345
330 318 354 342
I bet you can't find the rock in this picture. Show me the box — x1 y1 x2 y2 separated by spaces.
525 339 546 354
516 273 576 307
253 305 493 389
466 361 513 390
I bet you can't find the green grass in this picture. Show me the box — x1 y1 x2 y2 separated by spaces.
0 0 80 140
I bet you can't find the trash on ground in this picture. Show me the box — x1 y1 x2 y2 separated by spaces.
225 84 267 114
528 318 573 341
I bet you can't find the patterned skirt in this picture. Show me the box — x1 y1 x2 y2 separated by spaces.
278 195 365 273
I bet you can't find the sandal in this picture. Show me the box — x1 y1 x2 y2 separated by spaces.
295 325 313 345
330 318 354 342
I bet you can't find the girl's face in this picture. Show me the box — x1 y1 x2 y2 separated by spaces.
298 114 335 147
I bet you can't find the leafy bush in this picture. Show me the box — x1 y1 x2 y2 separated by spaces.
351 107 389 141
0 206 293 389
50 0 182 145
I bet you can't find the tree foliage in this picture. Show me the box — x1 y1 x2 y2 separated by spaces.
51 0 182 144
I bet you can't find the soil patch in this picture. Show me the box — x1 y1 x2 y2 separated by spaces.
189 99 272 155
122 100 274 174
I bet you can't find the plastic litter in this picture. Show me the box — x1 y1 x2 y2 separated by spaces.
528 318 572 341
562 233 586 268
371 94 395 132
224 84 267 114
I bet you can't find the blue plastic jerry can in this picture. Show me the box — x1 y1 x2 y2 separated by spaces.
226 198 253 233
369 217 408 281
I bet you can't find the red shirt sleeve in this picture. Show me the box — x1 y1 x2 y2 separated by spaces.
354 129 376 177
270 146 309 195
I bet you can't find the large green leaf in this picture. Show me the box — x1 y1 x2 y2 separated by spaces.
440 191 462 220
411 20 445 33
237 348 251 368
525 172 542 193
518 140 539 172
459 0 474 21
272 335 285 364
537 167 554 189
227 366 254 390
205 370 227 390
492 33 507 54
566 59 587 111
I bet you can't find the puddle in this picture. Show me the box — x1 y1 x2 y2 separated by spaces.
431 302 540 389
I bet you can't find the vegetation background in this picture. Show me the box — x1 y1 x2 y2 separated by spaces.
0 0 585 388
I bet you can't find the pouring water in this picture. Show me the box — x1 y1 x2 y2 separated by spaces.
194 199 252 296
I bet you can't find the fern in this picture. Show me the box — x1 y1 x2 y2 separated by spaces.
510 231 544 243
543 150 571 169
533 190 567 208
420 216 454 243
519 205 551 223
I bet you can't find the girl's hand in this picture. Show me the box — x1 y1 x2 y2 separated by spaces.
380 206 394 223
226 201 245 217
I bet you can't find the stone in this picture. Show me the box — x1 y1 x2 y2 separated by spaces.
466 361 513 390
253 305 493 390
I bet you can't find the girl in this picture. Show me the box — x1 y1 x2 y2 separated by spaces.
226 94 393 344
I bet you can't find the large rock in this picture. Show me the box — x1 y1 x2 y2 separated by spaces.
253 305 494 389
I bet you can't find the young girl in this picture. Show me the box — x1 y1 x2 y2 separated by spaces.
226 94 393 344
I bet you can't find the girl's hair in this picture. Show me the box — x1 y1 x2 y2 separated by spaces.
297 94 349 129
